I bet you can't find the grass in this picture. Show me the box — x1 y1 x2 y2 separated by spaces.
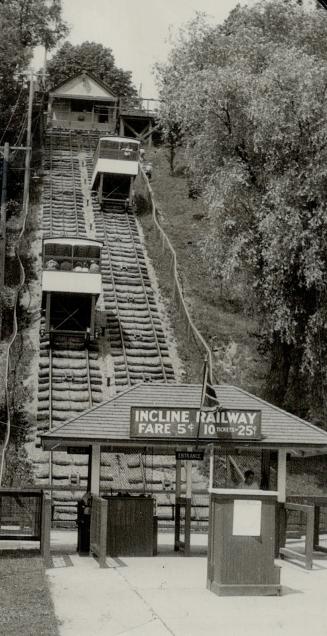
137 146 267 392
0 552 59 636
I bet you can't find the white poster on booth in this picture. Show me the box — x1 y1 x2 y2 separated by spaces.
232 500 262 536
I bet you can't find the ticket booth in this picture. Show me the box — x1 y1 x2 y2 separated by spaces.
207 489 281 596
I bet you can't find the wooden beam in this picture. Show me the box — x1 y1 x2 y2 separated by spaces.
123 120 159 143
175 458 182 498
186 460 192 500
90 444 101 495
87 446 92 492
123 120 142 138
209 446 214 490
98 173 104 205
261 450 271 490
141 123 160 142
277 449 287 503
137 122 151 138
148 119 153 148
174 458 182 551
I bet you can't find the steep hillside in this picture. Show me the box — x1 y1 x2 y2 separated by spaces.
138 147 268 394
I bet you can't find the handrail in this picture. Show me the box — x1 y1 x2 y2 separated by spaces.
51 119 115 132
140 167 213 381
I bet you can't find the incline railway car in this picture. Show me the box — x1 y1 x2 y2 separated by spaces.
91 136 140 210
41 237 103 340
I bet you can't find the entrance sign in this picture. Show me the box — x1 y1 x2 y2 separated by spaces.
176 451 204 461
67 447 90 455
130 407 261 440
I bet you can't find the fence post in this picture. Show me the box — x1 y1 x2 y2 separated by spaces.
184 499 192 557
174 498 181 552
314 506 320 549
40 494 51 567
305 507 315 570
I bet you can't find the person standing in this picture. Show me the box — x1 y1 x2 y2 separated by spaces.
241 469 260 489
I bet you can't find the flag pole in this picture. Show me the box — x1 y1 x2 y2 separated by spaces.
200 355 209 408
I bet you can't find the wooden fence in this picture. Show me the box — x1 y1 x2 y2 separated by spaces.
140 168 213 380
0 489 51 566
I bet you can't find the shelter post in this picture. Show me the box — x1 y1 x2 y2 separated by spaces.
98 173 104 205
277 449 287 503
276 449 287 555
90 444 101 495
174 457 182 551
184 456 192 555
186 459 192 499
209 446 214 489
175 457 182 497
261 450 271 490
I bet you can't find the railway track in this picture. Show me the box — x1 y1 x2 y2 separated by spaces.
93 205 175 387
32 128 188 523
34 131 104 520
43 132 87 237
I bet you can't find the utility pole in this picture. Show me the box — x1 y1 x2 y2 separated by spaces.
0 143 10 339
23 71 34 216
0 71 33 339
42 47 48 87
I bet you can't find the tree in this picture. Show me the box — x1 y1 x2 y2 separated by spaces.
156 1 327 423
0 0 68 139
47 41 137 98
0 0 68 49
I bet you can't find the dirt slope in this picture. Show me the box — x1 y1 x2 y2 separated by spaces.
138 147 268 393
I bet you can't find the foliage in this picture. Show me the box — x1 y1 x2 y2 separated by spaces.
2 444 34 487
156 1 327 420
0 0 68 139
47 41 137 97
0 0 68 50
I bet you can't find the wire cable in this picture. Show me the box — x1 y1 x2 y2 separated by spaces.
0 84 25 146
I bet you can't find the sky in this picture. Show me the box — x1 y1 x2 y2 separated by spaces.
32 0 260 96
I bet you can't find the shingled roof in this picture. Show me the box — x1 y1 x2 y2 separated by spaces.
41 383 327 451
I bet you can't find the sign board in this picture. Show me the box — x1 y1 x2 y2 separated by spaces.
67 447 90 455
176 451 204 461
130 407 261 440
232 500 262 536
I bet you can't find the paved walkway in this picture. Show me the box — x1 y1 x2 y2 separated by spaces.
46 532 327 636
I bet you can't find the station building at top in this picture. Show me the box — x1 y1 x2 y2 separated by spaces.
47 70 160 145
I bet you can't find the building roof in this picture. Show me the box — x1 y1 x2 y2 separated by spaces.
50 71 117 102
41 383 327 451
